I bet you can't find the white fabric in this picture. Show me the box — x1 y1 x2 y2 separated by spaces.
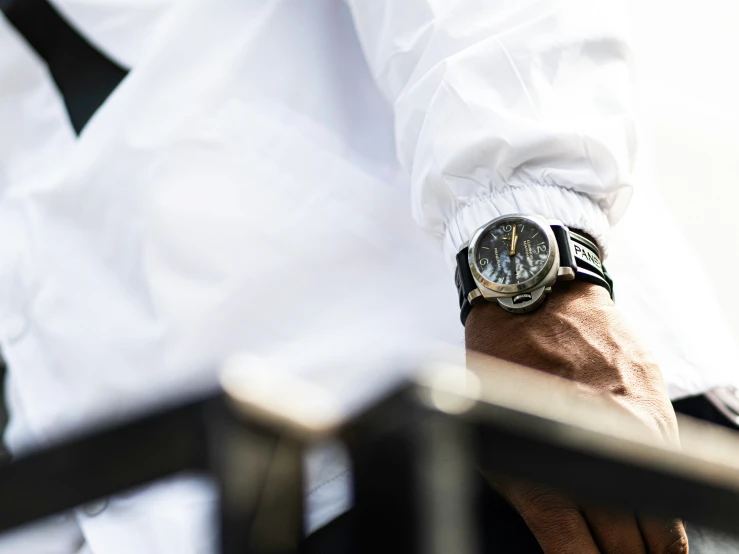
347 0 636 268
0 516 84 554
47 0 180 69
0 0 737 552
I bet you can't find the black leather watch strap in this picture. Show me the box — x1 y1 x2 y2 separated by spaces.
552 225 577 274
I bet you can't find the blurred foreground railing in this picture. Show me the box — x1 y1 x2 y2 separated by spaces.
1 360 739 553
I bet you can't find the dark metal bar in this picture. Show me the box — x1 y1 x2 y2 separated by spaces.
345 391 423 554
0 394 219 533
0 388 307 553
419 366 739 537
418 410 479 554
206 400 303 554
345 389 479 554
473 404 739 535
348 376 739 552
3 365 739 552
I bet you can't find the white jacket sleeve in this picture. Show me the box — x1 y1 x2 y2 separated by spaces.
347 0 636 268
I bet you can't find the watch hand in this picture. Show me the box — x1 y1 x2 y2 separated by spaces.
509 224 518 256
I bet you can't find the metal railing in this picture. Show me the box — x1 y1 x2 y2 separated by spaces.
1 360 739 553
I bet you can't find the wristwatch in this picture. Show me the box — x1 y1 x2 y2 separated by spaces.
454 214 613 324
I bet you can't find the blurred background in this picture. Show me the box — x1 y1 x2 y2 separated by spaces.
626 0 739 335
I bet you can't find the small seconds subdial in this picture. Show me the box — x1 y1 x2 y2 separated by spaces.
475 220 550 286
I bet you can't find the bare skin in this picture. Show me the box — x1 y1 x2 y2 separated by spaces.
466 280 689 554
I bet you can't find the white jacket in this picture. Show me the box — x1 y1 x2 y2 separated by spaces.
0 0 736 552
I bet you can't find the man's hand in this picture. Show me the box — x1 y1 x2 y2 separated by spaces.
466 280 689 554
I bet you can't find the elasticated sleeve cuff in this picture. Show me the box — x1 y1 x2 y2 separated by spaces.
442 184 614 272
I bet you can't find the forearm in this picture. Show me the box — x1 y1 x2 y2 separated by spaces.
466 280 676 442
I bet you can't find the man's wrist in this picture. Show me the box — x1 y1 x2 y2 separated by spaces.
465 280 613 371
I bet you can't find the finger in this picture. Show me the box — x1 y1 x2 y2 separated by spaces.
584 508 646 554
501 483 600 554
638 517 689 554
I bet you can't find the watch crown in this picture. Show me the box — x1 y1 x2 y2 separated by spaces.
512 293 533 305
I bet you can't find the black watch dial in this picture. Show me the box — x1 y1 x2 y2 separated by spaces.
474 219 551 286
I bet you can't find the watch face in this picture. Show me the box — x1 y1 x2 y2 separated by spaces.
473 218 551 287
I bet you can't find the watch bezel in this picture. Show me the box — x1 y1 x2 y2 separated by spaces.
467 214 558 295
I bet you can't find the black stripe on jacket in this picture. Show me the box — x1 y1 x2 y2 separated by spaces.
1 0 128 133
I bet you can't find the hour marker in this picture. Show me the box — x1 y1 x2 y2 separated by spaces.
481 246 489 249
532 233 539 238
